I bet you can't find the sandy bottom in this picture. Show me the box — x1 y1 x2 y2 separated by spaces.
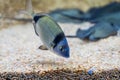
0 22 120 79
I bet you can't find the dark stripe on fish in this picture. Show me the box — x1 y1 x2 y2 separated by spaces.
53 32 65 48
33 14 46 23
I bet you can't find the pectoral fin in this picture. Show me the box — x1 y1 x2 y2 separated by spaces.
38 45 48 50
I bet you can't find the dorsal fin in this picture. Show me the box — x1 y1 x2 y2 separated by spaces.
26 0 34 16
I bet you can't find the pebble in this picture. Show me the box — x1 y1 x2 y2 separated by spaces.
87 67 96 75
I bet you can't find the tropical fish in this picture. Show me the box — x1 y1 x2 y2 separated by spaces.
26 0 70 58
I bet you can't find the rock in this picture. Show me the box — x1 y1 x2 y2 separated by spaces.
76 22 118 41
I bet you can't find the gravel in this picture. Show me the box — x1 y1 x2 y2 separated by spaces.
0 22 120 79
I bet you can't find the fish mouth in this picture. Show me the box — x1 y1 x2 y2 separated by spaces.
63 52 70 58
64 54 70 58
60 49 70 58
58 53 70 58
53 50 70 58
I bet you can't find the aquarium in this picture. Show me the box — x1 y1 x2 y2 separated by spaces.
0 0 120 79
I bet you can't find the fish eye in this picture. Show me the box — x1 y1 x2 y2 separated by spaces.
59 46 65 52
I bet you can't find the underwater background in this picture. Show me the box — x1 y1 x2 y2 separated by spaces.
0 0 120 79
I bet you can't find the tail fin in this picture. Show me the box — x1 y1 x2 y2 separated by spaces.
26 0 34 16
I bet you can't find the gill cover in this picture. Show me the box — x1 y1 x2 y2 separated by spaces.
52 33 69 58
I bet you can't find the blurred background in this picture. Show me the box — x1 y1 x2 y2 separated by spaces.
0 0 120 29
0 0 120 16
0 0 120 79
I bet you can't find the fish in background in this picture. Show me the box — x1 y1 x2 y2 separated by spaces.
48 8 84 23
90 12 120 24
76 11 120 41
85 2 120 21
76 22 119 41
48 2 120 23
25 0 70 58
76 2 120 41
